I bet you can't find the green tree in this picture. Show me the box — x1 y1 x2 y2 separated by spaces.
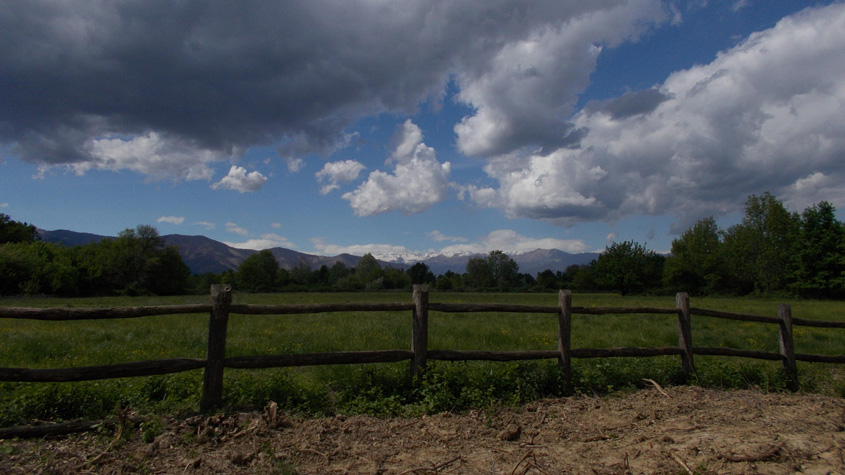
464 255 492 289
536 269 560 290
355 253 383 286
487 250 520 291
593 241 664 295
408 262 435 285
146 246 191 295
723 193 800 294
791 201 845 298
235 250 279 292
0 214 38 244
663 217 725 295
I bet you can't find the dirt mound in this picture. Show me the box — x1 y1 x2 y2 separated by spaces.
3 386 845 474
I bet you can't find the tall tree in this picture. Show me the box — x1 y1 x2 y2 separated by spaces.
0 214 38 244
488 250 520 291
723 193 800 294
408 262 435 285
235 250 279 292
664 217 725 295
792 201 845 298
593 241 664 295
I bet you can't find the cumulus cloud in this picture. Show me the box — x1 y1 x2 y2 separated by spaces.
316 160 366 194
225 222 249 236
343 120 451 216
0 1 667 180
470 3 845 229
225 233 296 251
194 221 216 230
212 166 268 193
454 0 668 157
157 216 184 225
76 133 222 180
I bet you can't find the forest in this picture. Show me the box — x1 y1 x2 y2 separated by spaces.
1 192 843 298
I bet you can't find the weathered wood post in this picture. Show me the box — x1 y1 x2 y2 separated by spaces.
557 290 572 389
201 284 232 412
779 303 799 391
411 285 429 378
675 292 695 379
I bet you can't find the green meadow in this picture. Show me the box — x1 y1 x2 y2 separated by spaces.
1 292 844 427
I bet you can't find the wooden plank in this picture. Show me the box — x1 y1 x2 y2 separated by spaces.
201 284 232 412
692 347 782 361
676 292 696 378
428 350 559 361
0 358 205 382
224 350 413 368
572 307 680 315
779 304 799 391
558 290 572 386
795 353 845 364
0 304 210 321
411 285 429 377
690 307 780 324
230 302 415 315
791 317 845 329
571 347 684 358
429 303 559 314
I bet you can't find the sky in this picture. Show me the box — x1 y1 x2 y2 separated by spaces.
1 0 844 261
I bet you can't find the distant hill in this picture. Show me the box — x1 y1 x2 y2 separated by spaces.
38 229 598 276
37 229 112 247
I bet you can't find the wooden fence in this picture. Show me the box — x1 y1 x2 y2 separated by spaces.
2 284 844 412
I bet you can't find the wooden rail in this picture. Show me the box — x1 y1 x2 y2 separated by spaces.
2 285 844 411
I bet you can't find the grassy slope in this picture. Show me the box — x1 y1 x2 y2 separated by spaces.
1 292 843 426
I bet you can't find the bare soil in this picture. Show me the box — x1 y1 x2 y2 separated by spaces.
3 386 845 474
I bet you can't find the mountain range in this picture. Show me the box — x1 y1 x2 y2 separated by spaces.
37 229 598 276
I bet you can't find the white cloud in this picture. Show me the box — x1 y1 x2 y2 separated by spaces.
427 230 467 243
194 221 216 230
225 233 296 251
225 222 249 236
783 172 845 212
0 203 8 208
284 157 305 173
454 0 667 157
156 216 184 225
316 160 366 194
470 3 845 229
212 165 268 193
76 132 224 181
271 222 282 229
311 238 409 258
343 120 452 216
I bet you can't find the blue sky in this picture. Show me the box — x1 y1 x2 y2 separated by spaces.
1 1 843 262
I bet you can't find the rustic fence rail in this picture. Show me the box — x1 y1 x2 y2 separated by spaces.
2 284 844 411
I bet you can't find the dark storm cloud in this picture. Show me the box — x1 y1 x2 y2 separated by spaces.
0 0 643 170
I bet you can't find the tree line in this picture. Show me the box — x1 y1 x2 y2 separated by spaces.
1 192 843 298
0 220 191 297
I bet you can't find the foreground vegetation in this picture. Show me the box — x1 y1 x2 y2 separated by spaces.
1 292 844 428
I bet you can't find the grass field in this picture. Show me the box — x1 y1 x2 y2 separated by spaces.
1 291 844 427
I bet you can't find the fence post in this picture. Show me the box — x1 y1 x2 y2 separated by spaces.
557 289 572 389
411 285 429 378
201 284 232 412
779 303 799 391
675 292 695 379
